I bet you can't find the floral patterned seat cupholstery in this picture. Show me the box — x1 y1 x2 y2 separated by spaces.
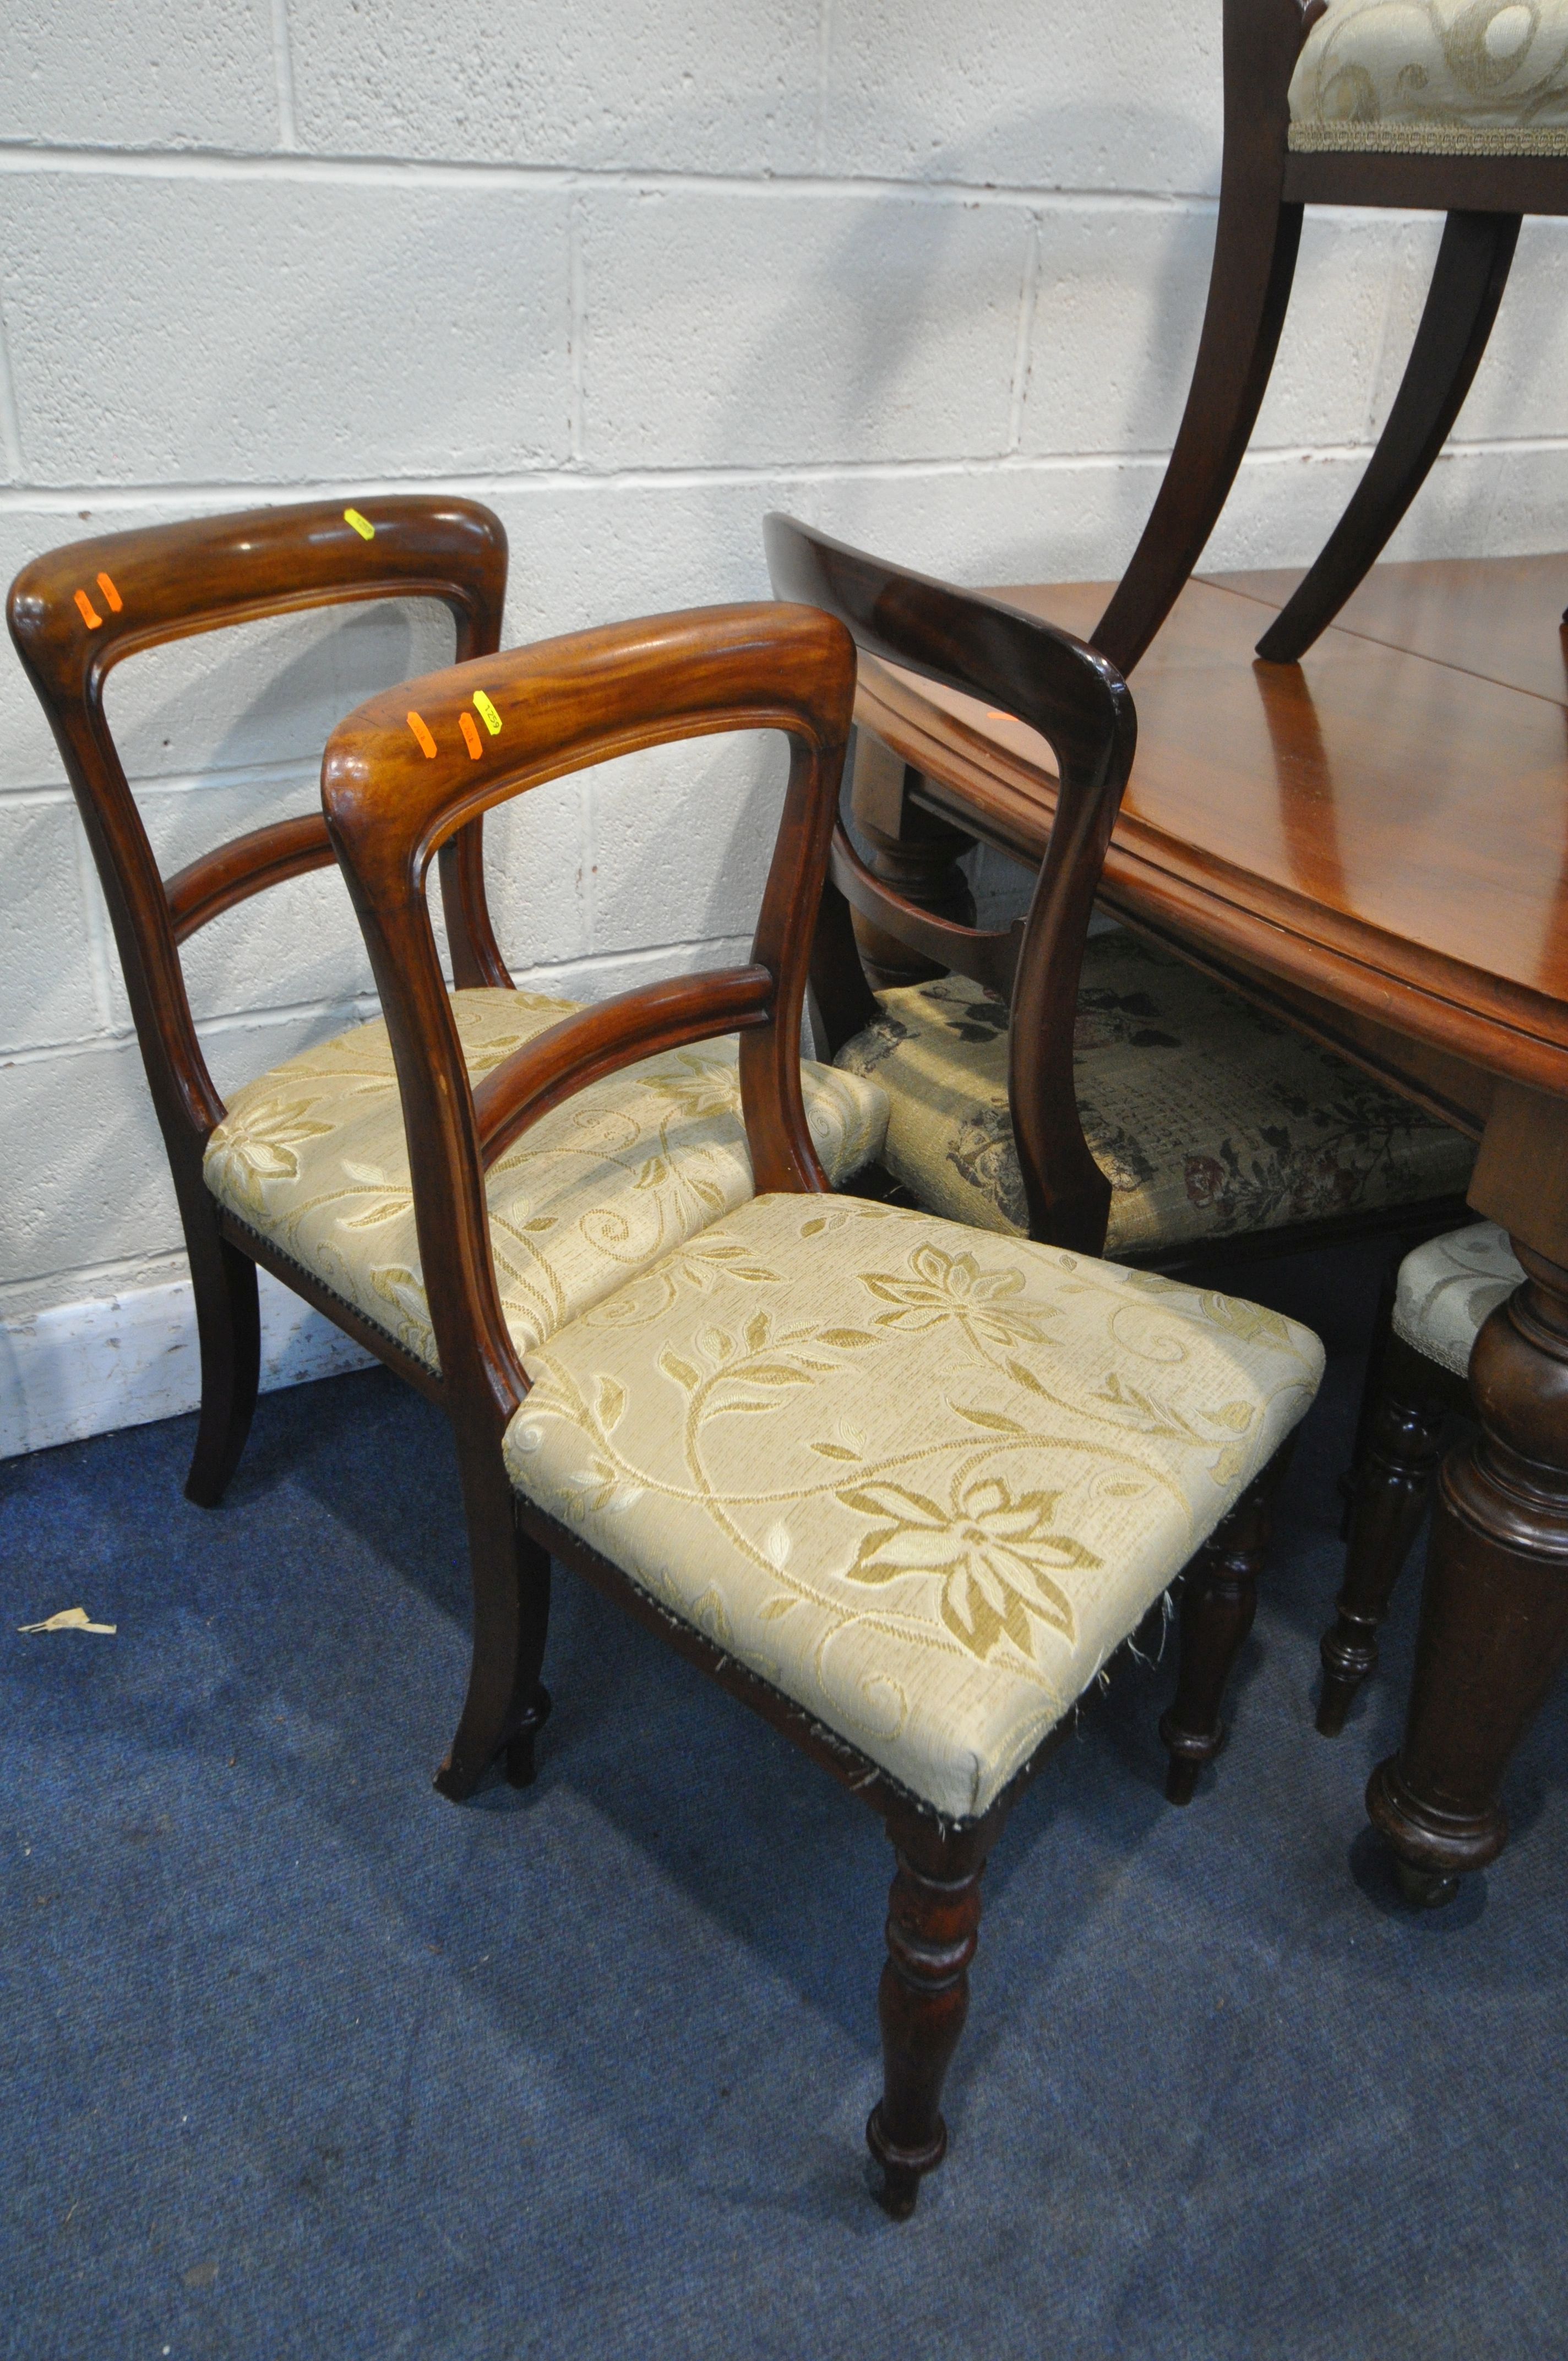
507 1194 1323 1818
834 930 1475 1259
1289 0 1568 153
203 987 889 1372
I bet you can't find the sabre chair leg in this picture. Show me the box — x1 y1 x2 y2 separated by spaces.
1092 0 1305 676
867 1811 994 2220
1318 1332 1452 1737
183 1210 262 1510
1161 1460 1282 1804
435 1451 552 1803
1257 210 1520 664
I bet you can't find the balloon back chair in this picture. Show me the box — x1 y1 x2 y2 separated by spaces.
767 515 1476 1291
1094 0 1568 678
7 503 888 1799
317 587 1324 2213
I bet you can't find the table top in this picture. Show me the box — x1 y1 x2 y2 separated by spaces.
856 557 1568 1102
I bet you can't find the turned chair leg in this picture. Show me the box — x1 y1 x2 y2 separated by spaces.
1257 210 1520 665
1317 1332 1453 1736
867 1813 994 2219
435 1452 553 1802
183 1212 262 1510
1160 1460 1283 1804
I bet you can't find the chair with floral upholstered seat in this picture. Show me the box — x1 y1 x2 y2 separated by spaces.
318 587 1326 2215
765 515 1477 1277
1316 1218 1522 1737
7 505 886 1802
1094 0 1568 678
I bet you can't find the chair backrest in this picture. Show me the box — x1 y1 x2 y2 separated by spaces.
6 497 509 1177
320 601 857 1428
764 515 1136 1253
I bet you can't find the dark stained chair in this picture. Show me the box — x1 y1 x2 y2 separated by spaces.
7 503 888 1800
317 590 1325 2213
1094 0 1568 678
766 514 1476 1288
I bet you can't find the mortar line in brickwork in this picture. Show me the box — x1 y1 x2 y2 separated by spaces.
568 194 586 464
4 437 1562 516
1006 214 1042 455
270 0 300 153
0 288 24 481
0 143 1235 215
814 0 836 175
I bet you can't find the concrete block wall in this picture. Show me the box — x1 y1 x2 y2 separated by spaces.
3 1 1565 1450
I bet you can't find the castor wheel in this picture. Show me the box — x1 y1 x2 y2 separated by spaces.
1395 1857 1460 1911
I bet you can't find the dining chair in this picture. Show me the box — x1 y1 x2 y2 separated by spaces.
765 515 1477 1282
319 594 1325 2214
7 502 886 1800
1317 1218 1521 1742
1093 0 1568 678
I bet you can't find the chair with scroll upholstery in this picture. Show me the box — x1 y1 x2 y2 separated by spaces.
767 514 1477 1303
7 503 886 1800
317 589 1325 2213
1095 0 1568 679
1317 1218 1521 1739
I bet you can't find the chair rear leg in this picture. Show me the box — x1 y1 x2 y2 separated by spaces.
1092 0 1307 676
183 1209 261 1509
1317 1335 1450 1737
1161 1457 1286 1803
867 1812 994 2219
1257 210 1521 665
435 1452 553 1802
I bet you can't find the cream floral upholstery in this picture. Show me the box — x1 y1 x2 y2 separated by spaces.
832 931 1474 1260
204 988 888 1374
1392 1218 1522 1376
505 1194 1324 1819
1289 0 1568 152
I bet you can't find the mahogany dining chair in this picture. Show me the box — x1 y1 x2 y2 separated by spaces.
317 593 1325 2212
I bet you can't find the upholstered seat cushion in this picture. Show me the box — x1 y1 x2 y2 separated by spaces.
505 1194 1324 1819
1289 0 1568 154
204 988 888 1373
1393 1218 1521 1375
832 932 1473 1260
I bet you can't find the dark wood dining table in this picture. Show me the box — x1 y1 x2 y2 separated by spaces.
850 553 1568 1903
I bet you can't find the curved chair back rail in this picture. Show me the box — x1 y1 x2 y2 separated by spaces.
763 514 1137 1252
320 600 858 1427
6 496 511 1150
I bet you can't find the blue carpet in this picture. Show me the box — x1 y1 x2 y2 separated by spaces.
3 1241 1565 2360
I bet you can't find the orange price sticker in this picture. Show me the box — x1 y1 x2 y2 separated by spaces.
459 711 482 760
96 572 123 613
73 590 103 629
344 508 375 541
471 690 502 737
406 710 438 759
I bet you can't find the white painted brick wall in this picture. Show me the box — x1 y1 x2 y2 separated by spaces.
3 0 1566 1451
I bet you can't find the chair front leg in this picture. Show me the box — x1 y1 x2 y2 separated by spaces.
435 1439 553 1801
868 1809 998 2219
1318 1331 1453 1736
1256 210 1521 665
1160 1454 1288 1803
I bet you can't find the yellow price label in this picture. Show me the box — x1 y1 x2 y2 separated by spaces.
472 690 502 736
344 508 375 541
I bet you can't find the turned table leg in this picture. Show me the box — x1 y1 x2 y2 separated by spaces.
1368 1244 1568 1906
